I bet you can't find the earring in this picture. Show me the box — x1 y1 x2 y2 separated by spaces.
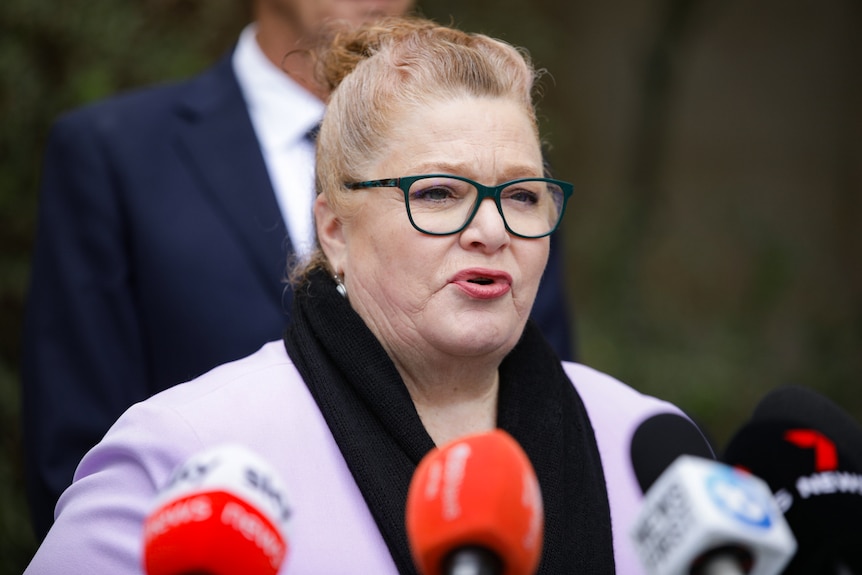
334 273 348 298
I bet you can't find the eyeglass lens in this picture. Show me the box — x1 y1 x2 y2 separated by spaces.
406 176 564 237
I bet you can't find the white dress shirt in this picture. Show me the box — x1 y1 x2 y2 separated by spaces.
232 24 325 258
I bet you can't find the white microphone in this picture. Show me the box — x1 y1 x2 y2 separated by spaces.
630 455 796 575
142 444 292 575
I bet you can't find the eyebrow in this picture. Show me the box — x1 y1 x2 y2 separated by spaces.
407 162 543 182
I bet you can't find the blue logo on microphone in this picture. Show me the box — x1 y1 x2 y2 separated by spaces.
706 468 772 529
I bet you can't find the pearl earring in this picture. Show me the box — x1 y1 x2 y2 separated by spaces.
334 273 347 298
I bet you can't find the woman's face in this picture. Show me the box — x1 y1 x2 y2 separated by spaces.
317 96 551 362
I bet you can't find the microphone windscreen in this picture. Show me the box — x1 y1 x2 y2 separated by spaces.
630 412 715 493
143 444 291 575
724 386 862 574
630 455 797 575
751 384 862 469
406 429 543 575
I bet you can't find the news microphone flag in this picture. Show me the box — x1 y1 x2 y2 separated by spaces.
406 429 544 575
723 385 862 573
630 455 796 575
143 444 291 575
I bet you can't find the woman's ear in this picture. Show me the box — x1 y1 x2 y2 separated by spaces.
315 193 346 271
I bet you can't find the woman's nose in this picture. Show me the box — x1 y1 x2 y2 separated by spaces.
459 198 510 250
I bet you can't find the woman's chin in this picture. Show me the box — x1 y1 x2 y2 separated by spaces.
428 317 523 358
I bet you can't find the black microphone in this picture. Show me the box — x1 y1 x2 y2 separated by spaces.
629 413 796 575
630 412 717 494
723 385 862 574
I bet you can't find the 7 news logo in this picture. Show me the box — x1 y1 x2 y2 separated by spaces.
773 429 862 512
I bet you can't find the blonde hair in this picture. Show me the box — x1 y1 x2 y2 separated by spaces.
292 16 542 283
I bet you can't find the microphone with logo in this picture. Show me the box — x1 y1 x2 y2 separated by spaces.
629 413 796 575
405 429 544 575
142 444 292 575
723 385 862 574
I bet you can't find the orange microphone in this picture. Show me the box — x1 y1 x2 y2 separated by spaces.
406 429 544 575
143 444 291 575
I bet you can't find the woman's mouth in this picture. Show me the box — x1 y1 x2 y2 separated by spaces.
450 269 512 299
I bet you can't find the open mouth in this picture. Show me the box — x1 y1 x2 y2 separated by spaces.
451 270 512 299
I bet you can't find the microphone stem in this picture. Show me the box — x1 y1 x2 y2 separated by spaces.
697 555 747 575
442 546 503 575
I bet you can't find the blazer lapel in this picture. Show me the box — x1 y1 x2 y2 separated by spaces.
174 52 291 308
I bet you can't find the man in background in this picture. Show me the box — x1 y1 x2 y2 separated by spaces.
21 0 574 540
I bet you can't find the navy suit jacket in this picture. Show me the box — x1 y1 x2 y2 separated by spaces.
22 51 574 539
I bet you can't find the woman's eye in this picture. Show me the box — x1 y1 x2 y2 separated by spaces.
412 186 456 202
506 189 539 205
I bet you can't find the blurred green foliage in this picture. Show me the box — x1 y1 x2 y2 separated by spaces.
1 0 248 570
1 0 860 572
423 0 862 443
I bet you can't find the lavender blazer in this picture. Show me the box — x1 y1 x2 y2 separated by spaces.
24 341 685 574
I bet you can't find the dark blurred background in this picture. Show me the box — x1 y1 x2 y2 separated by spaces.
1 0 859 571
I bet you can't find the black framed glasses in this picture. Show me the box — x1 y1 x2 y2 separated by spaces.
344 174 573 238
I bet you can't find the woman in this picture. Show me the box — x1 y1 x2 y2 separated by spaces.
25 17 706 574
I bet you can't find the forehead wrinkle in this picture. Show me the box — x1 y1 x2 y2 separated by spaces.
405 160 543 184
373 97 543 183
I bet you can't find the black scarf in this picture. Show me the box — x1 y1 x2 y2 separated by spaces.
283 269 615 574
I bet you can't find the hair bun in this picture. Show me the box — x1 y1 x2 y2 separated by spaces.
315 16 439 93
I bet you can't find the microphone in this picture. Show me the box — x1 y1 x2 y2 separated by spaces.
630 412 717 494
142 444 292 575
631 455 797 575
629 413 796 575
405 429 544 575
723 385 862 574
747 384 862 470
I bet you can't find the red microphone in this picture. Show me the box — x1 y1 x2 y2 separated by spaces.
406 429 544 575
142 444 291 575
